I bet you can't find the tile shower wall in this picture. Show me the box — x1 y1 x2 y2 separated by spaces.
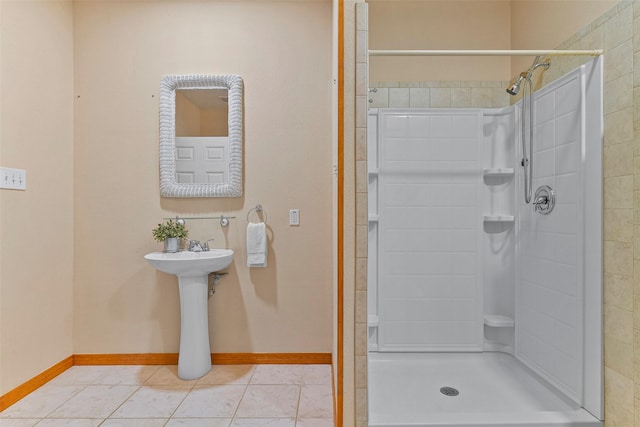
369 81 510 109
353 1 638 426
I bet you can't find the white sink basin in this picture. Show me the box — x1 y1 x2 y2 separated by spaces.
144 248 234 380
144 249 233 277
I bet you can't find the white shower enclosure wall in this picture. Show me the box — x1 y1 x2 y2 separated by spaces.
367 59 603 426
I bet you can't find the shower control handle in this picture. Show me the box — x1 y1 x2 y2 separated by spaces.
533 185 555 215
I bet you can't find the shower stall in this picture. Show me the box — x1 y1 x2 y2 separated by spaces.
366 57 603 426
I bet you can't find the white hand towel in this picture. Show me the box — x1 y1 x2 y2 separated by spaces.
247 222 267 267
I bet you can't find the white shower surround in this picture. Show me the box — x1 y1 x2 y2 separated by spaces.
367 58 603 426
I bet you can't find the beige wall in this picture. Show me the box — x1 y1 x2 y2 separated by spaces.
510 1 618 76
72 1 334 355
368 0 617 83
0 0 75 394
368 1 512 82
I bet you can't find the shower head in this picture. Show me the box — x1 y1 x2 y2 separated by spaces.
506 73 527 96
506 57 551 96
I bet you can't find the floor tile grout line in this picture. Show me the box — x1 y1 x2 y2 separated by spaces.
228 365 257 423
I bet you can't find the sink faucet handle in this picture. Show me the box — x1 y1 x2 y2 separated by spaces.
203 238 215 251
187 239 203 252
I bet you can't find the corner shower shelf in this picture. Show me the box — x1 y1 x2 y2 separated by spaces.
484 314 515 328
483 215 515 223
369 214 379 222
369 169 380 176
483 168 515 178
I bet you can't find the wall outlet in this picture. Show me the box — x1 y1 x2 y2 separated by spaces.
0 167 26 191
289 209 300 226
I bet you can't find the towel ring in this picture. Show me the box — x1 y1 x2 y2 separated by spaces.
247 204 268 223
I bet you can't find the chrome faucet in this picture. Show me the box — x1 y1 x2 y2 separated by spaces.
187 238 215 252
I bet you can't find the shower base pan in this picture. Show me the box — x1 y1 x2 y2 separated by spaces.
368 352 601 427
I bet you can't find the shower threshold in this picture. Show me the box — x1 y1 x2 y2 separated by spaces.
368 352 601 427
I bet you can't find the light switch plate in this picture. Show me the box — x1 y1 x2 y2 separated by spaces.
289 209 300 226
0 167 26 190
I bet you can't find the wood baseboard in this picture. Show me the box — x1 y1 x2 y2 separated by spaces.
0 355 73 412
73 353 179 365
1 352 332 411
74 352 332 365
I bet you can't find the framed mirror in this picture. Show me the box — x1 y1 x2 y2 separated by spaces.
159 74 243 197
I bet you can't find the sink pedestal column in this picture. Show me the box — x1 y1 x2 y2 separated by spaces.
177 275 212 380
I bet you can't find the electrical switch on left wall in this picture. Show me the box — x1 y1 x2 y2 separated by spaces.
0 167 27 190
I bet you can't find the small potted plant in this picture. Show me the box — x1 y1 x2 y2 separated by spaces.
152 219 189 253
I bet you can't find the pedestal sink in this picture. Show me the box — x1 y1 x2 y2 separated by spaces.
144 249 233 380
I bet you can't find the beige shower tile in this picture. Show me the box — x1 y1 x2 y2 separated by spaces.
355 257 367 290
635 15 640 52
355 355 367 388
369 87 389 108
605 366 634 415
635 295 640 328
355 290 367 324
356 63 367 96
389 88 410 108
605 335 633 377
604 4 633 50
356 193 368 226
450 88 470 108
604 241 633 275
604 303 633 344
356 225 368 258
604 40 633 83
355 2 367 31
634 260 640 294
470 88 493 108
604 272 633 310
355 127 367 161
0 420 41 427
355 388 367 422
356 96 367 128
430 88 451 108
634 191 640 223
409 88 429 108
355 30 367 64
356 161 367 193
604 74 633 115
603 208 633 242
355 318 367 357
604 175 633 208
635 52 640 88
604 108 633 147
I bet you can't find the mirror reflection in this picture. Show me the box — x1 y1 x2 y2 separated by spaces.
159 74 243 198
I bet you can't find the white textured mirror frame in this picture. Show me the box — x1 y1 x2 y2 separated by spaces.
159 74 243 197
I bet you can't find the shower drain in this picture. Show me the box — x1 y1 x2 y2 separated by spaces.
440 386 459 397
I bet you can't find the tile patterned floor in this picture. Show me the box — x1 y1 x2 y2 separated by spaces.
0 365 334 427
